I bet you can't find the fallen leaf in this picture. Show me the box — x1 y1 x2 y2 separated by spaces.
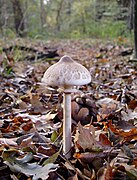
98 164 114 180
74 151 110 164
75 123 96 151
77 107 90 124
98 133 112 147
71 101 79 121
68 173 78 180
120 163 137 180
0 138 17 146
2 149 58 180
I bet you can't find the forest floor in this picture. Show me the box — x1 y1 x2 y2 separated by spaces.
0 38 137 180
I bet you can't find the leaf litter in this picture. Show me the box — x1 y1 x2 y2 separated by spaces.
0 38 137 179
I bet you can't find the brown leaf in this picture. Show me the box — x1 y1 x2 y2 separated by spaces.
75 123 96 150
30 94 45 113
119 128 137 141
132 158 137 168
38 146 56 156
103 120 119 134
13 116 24 123
98 133 112 147
19 136 34 149
74 152 107 164
99 164 114 180
68 174 78 180
0 124 12 133
77 107 89 124
71 101 79 121
128 100 137 110
21 119 34 131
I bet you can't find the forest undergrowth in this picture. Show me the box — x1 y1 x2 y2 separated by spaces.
0 38 137 180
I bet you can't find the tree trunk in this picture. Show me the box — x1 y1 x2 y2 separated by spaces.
23 0 28 35
40 0 46 32
81 12 86 33
11 0 25 37
133 0 137 58
56 0 64 32
0 0 8 35
67 0 72 15
128 0 133 31
95 0 104 21
65 0 72 31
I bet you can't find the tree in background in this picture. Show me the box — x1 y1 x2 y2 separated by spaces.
0 0 7 34
128 0 133 31
40 0 47 32
56 0 64 32
117 0 130 7
0 0 14 37
11 0 25 37
95 0 105 21
0 0 134 39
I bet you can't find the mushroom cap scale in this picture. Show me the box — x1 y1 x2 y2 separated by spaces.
42 55 91 87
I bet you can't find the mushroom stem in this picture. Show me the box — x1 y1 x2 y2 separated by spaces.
63 91 72 158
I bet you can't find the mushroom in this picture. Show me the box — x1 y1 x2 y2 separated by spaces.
41 55 91 158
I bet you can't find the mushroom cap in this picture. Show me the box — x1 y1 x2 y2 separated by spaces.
41 55 91 88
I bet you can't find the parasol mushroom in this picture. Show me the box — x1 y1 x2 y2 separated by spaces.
41 55 91 158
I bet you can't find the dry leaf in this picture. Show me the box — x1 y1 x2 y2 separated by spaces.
77 107 89 124
71 101 79 121
75 123 96 150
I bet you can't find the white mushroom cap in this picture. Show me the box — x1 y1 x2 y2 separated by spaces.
42 55 91 88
